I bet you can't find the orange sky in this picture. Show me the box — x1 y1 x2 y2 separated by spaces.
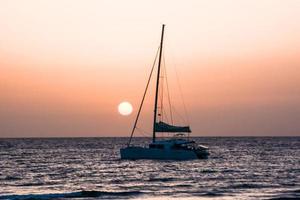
0 0 300 137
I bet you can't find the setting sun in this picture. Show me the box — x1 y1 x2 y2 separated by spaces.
118 101 133 116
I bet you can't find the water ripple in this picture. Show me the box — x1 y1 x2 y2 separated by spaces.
0 137 299 199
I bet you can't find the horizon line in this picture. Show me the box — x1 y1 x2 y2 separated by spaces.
0 135 299 139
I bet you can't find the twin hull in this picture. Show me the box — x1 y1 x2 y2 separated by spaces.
120 146 200 160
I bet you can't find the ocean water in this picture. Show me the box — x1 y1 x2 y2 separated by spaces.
0 137 299 200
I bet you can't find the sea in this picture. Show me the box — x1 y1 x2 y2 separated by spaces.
0 137 299 200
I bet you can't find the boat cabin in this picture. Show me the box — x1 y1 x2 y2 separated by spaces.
149 139 195 150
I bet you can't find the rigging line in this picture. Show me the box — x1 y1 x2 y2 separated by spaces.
135 127 151 137
173 61 190 125
127 46 160 146
163 51 173 125
167 39 190 125
162 106 169 124
161 69 169 125
172 105 187 125
159 65 164 122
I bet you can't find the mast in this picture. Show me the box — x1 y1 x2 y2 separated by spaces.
153 24 165 143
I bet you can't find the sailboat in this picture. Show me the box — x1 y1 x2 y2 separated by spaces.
120 24 209 160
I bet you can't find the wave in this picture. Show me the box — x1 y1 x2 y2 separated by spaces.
147 177 176 182
0 190 144 200
200 169 218 173
2 176 22 181
230 183 267 189
267 189 300 200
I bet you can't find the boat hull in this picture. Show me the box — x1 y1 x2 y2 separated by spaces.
120 146 207 160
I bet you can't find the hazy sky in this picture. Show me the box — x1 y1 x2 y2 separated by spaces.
1 0 300 137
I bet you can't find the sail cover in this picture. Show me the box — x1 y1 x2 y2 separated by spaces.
155 121 191 133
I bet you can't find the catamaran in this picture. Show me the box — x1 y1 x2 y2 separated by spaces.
120 24 209 160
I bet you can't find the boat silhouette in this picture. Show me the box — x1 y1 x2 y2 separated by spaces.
120 24 209 160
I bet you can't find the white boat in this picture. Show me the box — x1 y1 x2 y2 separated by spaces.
120 24 209 160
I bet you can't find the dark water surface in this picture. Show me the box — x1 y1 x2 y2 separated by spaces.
0 137 299 200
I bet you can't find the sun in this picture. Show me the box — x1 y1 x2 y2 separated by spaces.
118 101 133 116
